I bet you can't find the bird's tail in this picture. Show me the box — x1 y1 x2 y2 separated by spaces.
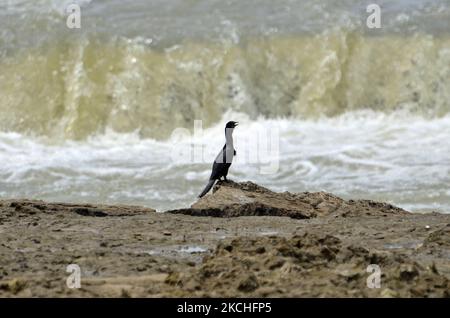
198 180 215 198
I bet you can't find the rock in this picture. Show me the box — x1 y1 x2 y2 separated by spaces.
424 224 450 247
73 208 108 217
380 288 398 298
0 278 27 294
2 200 155 217
170 233 450 297
399 264 420 282
120 289 131 298
0 181 448 298
237 274 259 292
168 181 409 219
279 262 301 277
338 269 361 282
165 272 183 286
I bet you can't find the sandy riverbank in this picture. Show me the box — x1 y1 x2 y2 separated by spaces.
0 181 449 297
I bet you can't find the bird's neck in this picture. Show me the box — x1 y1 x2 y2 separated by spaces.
225 128 234 148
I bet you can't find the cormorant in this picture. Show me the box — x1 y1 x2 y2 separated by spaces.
198 121 238 198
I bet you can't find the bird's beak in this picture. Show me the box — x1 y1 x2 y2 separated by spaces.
234 122 239 127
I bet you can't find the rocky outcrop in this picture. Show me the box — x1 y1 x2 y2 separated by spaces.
425 223 450 247
168 232 450 297
168 181 408 219
0 200 155 218
0 184 449 297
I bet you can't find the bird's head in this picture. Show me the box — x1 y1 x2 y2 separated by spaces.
225 121 239 129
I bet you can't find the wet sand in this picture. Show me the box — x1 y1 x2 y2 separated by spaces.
0 181 449 297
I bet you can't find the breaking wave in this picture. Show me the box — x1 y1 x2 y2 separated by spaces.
1 31 450 140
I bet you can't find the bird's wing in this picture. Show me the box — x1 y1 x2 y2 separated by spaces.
214 145 226 163
214 144 234 164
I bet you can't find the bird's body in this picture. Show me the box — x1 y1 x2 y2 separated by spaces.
198 121 238 198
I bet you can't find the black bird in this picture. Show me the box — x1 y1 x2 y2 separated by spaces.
198 121 238 198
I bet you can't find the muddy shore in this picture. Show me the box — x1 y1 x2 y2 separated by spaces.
0 181 449 297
